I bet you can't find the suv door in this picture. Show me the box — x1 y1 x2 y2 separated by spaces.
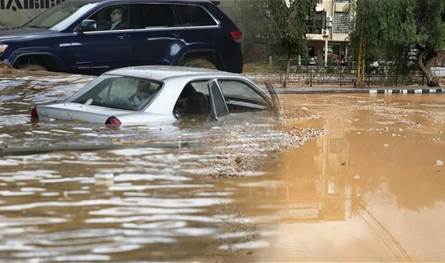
173 4 220 64
130 3 183 66
67 4 133 74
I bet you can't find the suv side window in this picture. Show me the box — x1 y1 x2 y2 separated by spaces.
174 5 218 27
133 4 177 29
86 5 130 31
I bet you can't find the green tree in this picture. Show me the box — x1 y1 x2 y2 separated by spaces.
415 1 445 86
235 0 269 62
261 0 315 87
351 0 445 87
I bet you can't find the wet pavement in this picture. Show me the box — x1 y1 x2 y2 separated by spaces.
0 71 444 261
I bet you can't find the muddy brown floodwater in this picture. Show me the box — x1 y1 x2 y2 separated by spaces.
232 94 445 262
1 71 445 261
0 72 323 262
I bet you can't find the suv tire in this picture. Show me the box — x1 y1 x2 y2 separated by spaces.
180 57 217 70
18 64 47 72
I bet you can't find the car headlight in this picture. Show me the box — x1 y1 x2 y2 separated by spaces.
0 44 8 54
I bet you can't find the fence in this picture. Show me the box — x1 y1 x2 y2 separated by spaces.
247 57 429 88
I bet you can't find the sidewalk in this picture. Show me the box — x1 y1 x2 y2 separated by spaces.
274 86 445 95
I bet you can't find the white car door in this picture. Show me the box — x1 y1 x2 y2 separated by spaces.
207 79 229 121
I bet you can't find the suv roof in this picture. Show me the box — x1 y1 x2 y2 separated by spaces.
59 0 219 5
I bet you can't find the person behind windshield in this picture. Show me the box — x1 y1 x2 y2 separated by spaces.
129 82 156 108
109 8 126 30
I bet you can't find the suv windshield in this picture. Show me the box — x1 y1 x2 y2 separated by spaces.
24 2 97 30
72 75 162 111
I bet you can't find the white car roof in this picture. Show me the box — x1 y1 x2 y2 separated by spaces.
106 66 241 82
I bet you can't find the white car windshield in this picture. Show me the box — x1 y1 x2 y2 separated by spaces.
72 75 162 111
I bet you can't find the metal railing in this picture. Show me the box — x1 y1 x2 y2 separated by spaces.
248 58 428 87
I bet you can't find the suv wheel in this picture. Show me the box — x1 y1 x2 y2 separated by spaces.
180 57 217 69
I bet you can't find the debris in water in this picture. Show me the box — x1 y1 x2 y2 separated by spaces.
94 173 114 180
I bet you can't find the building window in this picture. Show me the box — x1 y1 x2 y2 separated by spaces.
307 11 325 34
333 12 349 33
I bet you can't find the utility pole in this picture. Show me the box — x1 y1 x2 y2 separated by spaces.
356 33 366 87
324 38 329 67
356 0 367 88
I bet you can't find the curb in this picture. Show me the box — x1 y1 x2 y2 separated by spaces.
368 88 445 94
274 87 445 95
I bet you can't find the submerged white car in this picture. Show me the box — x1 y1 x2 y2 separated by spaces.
32 66 280 127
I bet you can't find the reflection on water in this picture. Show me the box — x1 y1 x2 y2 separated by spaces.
234 94 445 262
0 136 277 261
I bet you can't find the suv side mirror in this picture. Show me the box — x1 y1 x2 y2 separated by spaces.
76 19 97 33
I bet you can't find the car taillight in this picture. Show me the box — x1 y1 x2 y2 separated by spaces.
105 116 121 127
230 30 243 43
31 106 38 119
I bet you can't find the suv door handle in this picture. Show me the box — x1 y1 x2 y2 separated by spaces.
117 34 131 40
171 33 180 38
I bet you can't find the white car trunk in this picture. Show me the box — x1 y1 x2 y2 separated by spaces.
37 103 131 124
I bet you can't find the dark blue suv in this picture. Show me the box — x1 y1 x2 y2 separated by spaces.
0 0 243 74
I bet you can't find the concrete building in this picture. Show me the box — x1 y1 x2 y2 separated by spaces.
218 0 354 66
306 0 353 66
0 0 65 27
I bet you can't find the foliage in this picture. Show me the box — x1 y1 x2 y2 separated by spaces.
220 0 267 62
257 0 316 87
261 0 315 59
229 0 315 65
351 0 445 86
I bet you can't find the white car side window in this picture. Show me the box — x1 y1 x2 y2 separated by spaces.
173 80 211 117
218 80 268 110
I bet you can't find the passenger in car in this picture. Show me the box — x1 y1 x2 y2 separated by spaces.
129 82 155 107
109 8 126 30
174 84 210 116
186 92 209 114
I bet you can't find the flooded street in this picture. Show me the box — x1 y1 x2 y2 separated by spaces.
234 94 445 262
1 71 445 261
0 72 321 261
